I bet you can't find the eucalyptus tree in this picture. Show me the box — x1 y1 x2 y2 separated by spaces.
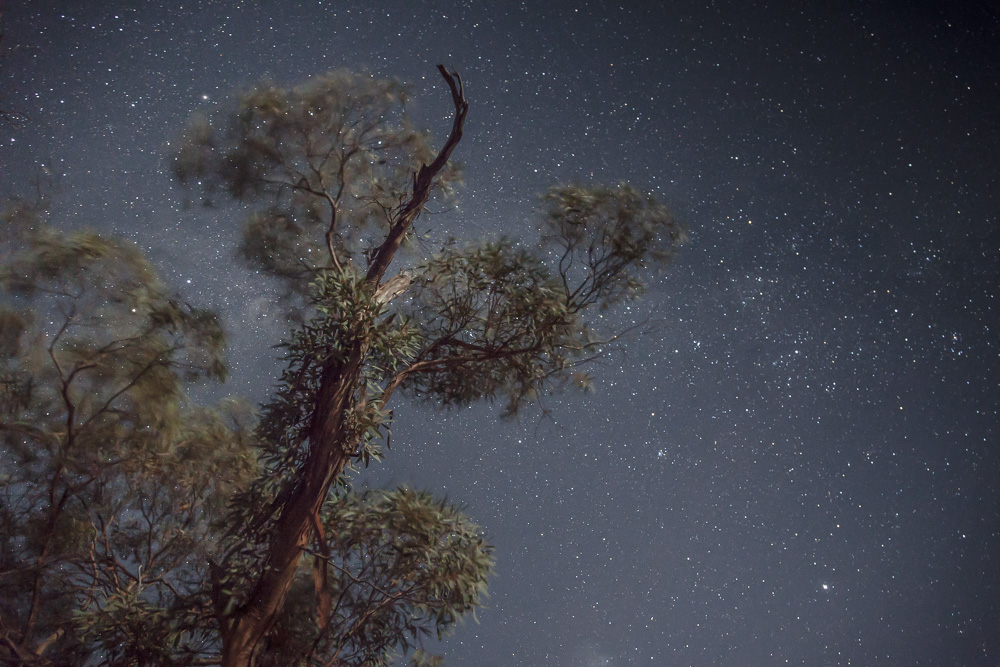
1 63 684 666
173 65 685 666
0 195 494 667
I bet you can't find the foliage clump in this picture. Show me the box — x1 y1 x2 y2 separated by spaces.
0 197 255 663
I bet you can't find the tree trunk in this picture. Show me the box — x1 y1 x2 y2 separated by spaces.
218 65 467 667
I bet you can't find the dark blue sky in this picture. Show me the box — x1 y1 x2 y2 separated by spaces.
4 1 999 664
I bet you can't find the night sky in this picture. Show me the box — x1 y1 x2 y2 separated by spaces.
4 1 999 665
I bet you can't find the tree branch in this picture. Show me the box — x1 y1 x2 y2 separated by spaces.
365 66 468 288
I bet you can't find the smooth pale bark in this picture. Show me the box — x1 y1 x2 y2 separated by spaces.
219 66 467 667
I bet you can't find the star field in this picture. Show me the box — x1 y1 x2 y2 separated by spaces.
3 1 998 664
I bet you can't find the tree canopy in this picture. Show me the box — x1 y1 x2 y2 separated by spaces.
1 66 684 666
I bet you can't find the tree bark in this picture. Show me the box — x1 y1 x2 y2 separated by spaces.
219 65 467 667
